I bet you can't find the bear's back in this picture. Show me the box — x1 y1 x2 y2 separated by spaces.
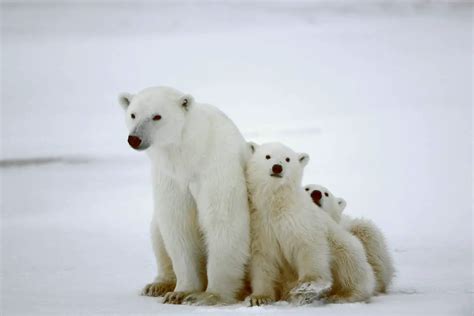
185 102 250 164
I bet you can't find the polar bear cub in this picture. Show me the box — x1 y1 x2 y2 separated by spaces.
246 142 375 306
304 184 395 294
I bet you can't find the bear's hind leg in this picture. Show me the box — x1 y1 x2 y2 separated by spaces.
141 222 176 297
348 219 395 294
327 229 375 303
289 243 332 304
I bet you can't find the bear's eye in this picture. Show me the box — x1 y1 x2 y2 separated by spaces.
131 113 135 119
305 188 309 191
285 157 290 162
153 115 162 121
265 155 271 160
324 192 329 197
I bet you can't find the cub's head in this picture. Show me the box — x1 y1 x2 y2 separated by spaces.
118 86 193 150
246 142 309 192
304 184 346 223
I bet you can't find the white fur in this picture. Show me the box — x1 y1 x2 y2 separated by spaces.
119 86 250 305
304 184 395 294
246 143 375 306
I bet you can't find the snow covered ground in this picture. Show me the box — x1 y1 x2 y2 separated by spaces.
1 1 472 315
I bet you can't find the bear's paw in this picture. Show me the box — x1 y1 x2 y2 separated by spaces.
248 295 274 307
182 292 225 306
141 281 176 297
162 291 191 304
288 280 331 305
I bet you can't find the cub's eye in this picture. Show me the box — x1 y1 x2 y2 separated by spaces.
265 155 271 160
153 115 162 121
305 188 309 191
131 113 135 119
285 157 290 162
324 192 329 197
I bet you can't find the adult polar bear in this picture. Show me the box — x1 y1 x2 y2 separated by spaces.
118 86 250 305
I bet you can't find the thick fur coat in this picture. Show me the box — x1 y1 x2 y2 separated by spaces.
304 184 395 294
119 86 250 305
246 143 375 306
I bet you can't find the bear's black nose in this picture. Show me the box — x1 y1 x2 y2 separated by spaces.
128 135 142 149
272 164 283 174
311 190 322 204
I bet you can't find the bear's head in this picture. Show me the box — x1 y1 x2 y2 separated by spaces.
246 142 309 193
118 86 193 151
303 184 346 223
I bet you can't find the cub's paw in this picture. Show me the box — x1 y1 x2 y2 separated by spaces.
141 281 175 297
248 295 274 307
163 291 190 304
289 292 320 305
289 280 331 305
182 292 224 306
290 280 331 296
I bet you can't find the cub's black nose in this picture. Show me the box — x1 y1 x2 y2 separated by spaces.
311 190 322 204
128 135 142 149
272 164 283 174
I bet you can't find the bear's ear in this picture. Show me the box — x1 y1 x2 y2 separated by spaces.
180 94 194 111
298 153 310 167
337 198 347 211
248 141 258 154
118 93 134 110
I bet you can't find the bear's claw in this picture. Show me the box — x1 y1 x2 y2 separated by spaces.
182 292 223 306
249 295 274 307
141 281 176 297
163 291 189 304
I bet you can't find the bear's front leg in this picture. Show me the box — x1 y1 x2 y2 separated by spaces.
184 172 250 305
247 211 278 307
154 177 206 304
248 251 278 306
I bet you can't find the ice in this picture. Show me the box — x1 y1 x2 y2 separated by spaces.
1 1 472 315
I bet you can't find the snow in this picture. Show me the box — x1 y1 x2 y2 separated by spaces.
1 1 472 315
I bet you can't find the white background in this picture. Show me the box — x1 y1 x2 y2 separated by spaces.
1 1 472 315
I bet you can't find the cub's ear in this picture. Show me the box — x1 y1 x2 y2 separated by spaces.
118 93 134 110
298 153 310 167
248 141 258 154
337 198 347 211
180 94 194 111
